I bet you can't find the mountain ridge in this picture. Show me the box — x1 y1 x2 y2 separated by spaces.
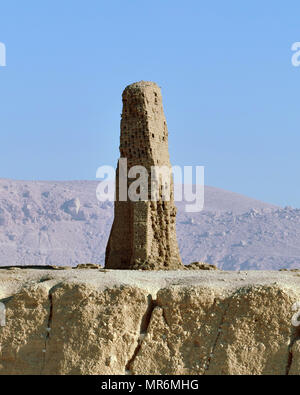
0 178 299 270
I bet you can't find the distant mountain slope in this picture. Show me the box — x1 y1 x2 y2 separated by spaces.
175 185 278 214
0 178 299 270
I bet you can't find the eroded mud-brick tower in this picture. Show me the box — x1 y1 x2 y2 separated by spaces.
105 81 183 270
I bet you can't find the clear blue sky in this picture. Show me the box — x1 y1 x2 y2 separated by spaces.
0 1 300 207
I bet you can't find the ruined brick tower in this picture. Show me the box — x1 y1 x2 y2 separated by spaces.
105 81 183 270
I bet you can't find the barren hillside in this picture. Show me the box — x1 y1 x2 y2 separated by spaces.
0 178 299 270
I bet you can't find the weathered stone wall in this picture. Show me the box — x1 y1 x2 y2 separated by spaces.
0 268 299 375
105 81 182 270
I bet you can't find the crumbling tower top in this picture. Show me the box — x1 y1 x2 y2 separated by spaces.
120 81 170 169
